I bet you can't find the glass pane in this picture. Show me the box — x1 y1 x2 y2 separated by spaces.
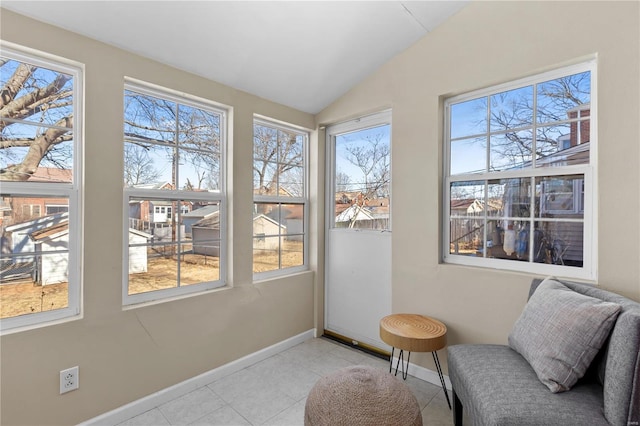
486 180 507 217
450 180 485 218
535 221 583 267
1 253 69 319
490 86 533 132
449 218 483 256
177 104 221 152
124 90 176 144
450 136 486 175
450 98 487 139
499 178 532 218
178 242 220 285
124 142 174 188
1 126 73 182
253 124 278 161
334 123 390 231
253 247 280 273
183 202 220 239
0 193 72 319
0 58 74 127
278 130 304 166
253 203 282 236
282 238 304 269
335 124 390 201
278 166 304 197
536 122 590 167
251 201 305 272
128 198 182 241
128 244 178 295
179 149 220 191
536 175 584 218
253 161 278 195
485 219 529 261
537 71 591 124
489 130 533 171
1 194 69 229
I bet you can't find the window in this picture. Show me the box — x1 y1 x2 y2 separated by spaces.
253 118 308 277
0 45 83 333
123 80 226 305
330 111 391 231
444 62 596 279
46 205 69 215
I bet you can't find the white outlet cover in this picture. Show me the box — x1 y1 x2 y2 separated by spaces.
59 366 79 394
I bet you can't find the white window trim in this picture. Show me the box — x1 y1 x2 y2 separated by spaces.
443 60 597 281
252 116 310 281
0 43 84 335
122 80 228 306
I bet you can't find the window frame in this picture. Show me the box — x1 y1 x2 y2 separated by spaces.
443 61 597 280
252 116 309 280
122 79 228 306
0 44 84 334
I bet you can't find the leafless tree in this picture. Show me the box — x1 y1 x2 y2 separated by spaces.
343 133 390 200
253 125 303 197
335 171 352 193
1 60 74 181
488 72 591 170
124 143 161 186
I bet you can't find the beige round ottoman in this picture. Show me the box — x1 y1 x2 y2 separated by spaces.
304 365 423 426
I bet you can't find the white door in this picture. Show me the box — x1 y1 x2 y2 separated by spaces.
325 110 392 351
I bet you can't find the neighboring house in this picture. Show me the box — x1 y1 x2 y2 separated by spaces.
128 182 191 231
0 168 71 228
182 205 219 236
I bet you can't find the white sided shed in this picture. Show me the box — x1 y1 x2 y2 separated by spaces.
30 222 70 285
253 214 286 251
128 228 153 274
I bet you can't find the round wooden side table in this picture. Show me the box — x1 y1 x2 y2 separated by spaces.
379 313 451 409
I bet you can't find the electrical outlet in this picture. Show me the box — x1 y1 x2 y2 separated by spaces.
59 366 79 394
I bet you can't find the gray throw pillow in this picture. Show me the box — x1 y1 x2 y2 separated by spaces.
508 277 621 393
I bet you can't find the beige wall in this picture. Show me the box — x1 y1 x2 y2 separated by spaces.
316 0 640 372
2 1 640 424
0 10 316 425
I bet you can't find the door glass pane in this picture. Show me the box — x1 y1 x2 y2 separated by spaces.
334 124 390 230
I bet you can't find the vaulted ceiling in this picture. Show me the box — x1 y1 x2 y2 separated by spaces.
2 1 469 114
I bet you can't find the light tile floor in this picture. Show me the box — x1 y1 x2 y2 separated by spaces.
116 337 454 426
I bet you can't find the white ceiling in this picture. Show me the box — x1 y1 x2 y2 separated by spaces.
2 1 468 114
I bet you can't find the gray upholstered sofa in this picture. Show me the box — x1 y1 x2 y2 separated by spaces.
447 278 640 426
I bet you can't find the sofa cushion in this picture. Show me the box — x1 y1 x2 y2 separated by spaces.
532 278 640 426
448 344 609 426
508 277 621 393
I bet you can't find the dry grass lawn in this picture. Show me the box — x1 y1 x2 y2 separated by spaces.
1 242 303 318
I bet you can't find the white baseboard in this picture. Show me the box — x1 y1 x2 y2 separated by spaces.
390 355 452 390
80 329 316 426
